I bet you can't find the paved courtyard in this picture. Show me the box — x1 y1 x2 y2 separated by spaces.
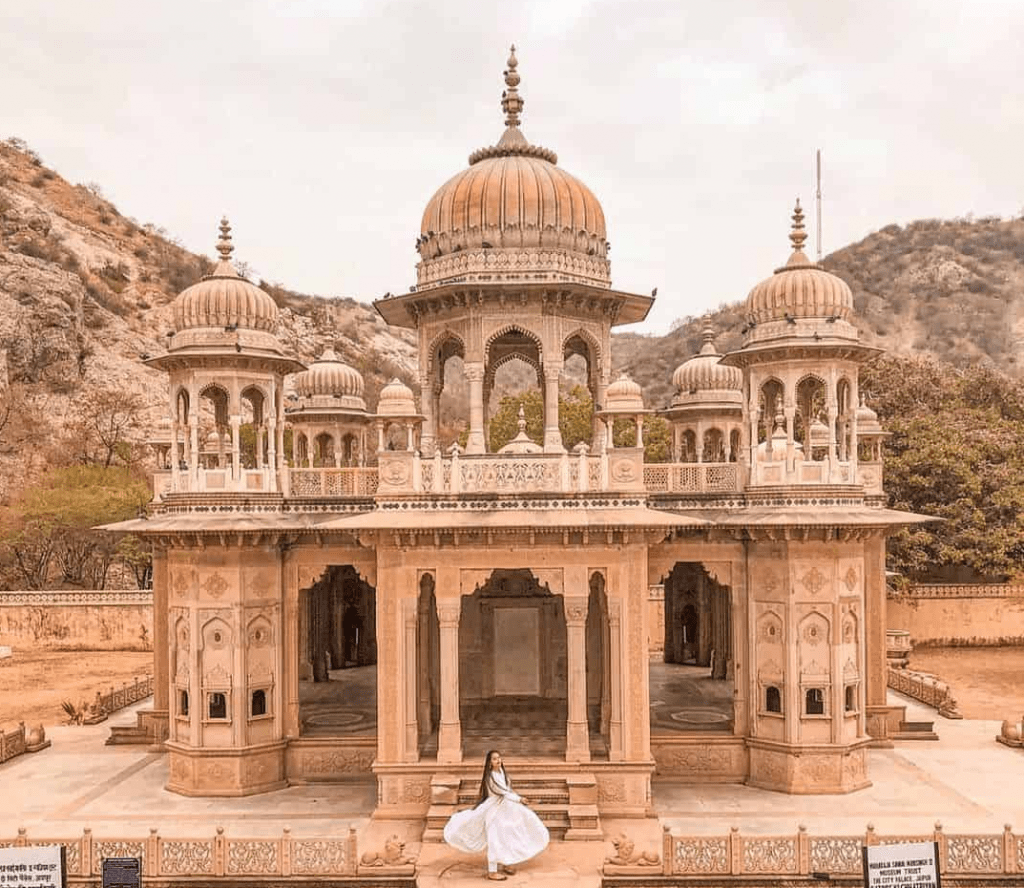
1 692 1021 885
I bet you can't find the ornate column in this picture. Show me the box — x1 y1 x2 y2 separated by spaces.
417 591 432 742
564 593 590 762
229 415 241 482
607 598 624 760
465 362 486 454
170 419 181 489
543 362 564 452
403 599 419 762
864 534 890 745
419 374 435 457
188 410 200 484
436 597 463 763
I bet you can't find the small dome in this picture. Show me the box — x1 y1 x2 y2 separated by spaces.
745 201 853 326
604 373 645 412
671 324 743 406
172 218 278 333
856 394 885 436
808 417 831 447
498 406 543 454
293 348 366 409
376 378 418 417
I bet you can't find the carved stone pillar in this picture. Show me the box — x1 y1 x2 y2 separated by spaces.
564 594 590 763
437 599 463 763
608 598 624 761
465 362 486 454
229 415 241 482
419 375 435 457
403 599 419 762
417 593 432 743
543 363 564 453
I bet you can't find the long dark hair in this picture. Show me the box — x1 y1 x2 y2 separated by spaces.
476 749 509 806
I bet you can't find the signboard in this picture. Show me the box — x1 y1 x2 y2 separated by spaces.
863 841 941 888
0 846 66 888
101 858 140 888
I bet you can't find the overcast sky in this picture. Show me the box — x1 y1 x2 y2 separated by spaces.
3 0 1022 334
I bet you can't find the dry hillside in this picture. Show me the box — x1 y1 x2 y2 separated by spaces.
0 139 416 495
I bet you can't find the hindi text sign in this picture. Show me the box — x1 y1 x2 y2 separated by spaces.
0 846 66 888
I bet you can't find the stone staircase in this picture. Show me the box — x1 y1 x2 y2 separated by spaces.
423 772 602 843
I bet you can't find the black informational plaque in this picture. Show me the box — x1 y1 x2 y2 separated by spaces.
101 858 140 888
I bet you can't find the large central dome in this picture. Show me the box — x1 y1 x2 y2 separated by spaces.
415 47 611 290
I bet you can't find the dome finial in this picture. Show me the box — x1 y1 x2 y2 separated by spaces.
501 44 523 128
517 403 527 434
789 199 808 254
699 316 717 354
217 216 234 261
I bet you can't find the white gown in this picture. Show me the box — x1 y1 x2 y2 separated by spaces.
443 768 549 869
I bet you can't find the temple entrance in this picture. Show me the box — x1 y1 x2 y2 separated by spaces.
298 565 377 737
458 569 567 757
651 562 733 733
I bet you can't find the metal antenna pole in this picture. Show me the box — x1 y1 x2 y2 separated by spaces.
816 149 822 262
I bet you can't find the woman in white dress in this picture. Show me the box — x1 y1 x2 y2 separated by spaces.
443 750 549 880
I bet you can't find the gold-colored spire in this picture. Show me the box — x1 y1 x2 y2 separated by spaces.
501 44 524 128
216 216 234 261
789 199 808 254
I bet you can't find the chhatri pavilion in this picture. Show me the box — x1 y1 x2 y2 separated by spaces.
111 47 927 839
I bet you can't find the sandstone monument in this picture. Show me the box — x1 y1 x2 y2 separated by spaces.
106 48 928 838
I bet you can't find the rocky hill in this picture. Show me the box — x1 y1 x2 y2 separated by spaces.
616 215 1024 402
0 139 417 495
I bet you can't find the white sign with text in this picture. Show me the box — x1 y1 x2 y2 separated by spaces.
0 846 66 888
863 840 941 888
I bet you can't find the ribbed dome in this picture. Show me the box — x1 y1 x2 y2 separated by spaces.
856 394 885 436
172 219 278 333
605 373 644 412
415 47 610 289
745 201 853 326
671 325 743 405
377 378 418 417
294 349 365 400
419 155 606 253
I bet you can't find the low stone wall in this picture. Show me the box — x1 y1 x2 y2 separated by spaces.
888 584 1024 646
643 823 1024 882
0 590 153 650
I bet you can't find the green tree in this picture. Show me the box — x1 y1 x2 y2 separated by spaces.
0 465 150 589
861 355 1024 579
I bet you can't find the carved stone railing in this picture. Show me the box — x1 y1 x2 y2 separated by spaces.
899 583 1024 599
0 722 49 764
97 675 153 716
649 823 1022 880
0 826 363 879
413 451 607 495
288 468 379 497
888 666 962 718
155 468 276 496
643 462 741 494
0 723 26 764
751 458 855 487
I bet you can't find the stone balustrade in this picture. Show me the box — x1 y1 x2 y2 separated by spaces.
0 826 364 880
643 462 741 494
888 666 962 718
647 823 1023 880
288 467 379 497
154 453 893 500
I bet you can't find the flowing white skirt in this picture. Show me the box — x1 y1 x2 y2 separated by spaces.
443 794 549 866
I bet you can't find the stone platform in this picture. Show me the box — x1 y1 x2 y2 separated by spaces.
0 694 1022 885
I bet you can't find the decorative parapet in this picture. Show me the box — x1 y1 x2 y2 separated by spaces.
652 823 1022 880
0 590 152 606
643 462 741 494
0 825 368 880
897 584 1024 599
887 667 962 719
289 467 379 497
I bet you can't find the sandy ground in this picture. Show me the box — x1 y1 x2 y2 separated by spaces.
908 645 1024 719
0 650 153 731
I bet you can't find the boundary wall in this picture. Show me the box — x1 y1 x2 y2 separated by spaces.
888 584 1024 646
0 590 152 650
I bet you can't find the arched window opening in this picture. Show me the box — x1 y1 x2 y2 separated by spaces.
765 685 782 713
805 687 825 715
251 689 267 717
